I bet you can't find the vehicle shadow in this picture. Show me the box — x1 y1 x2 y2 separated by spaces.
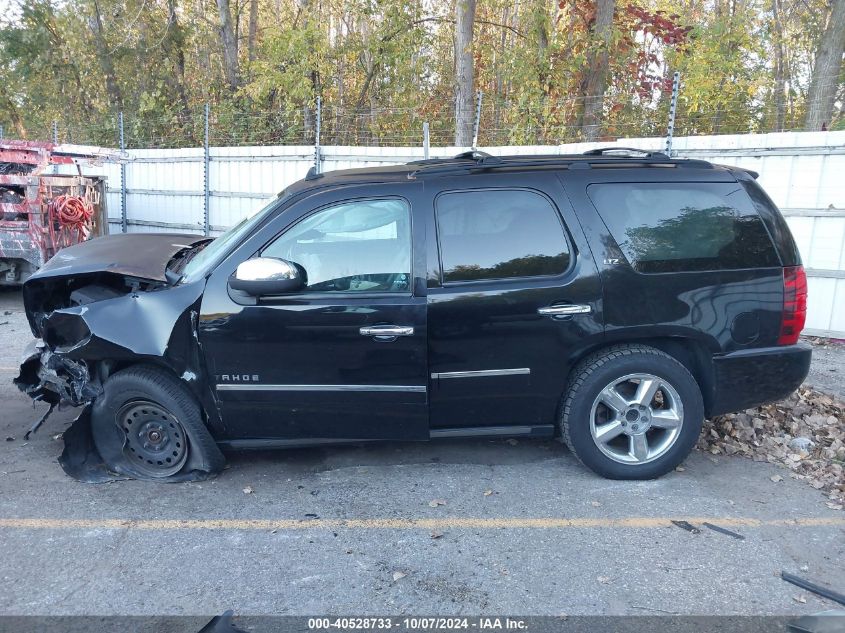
223 436 572 473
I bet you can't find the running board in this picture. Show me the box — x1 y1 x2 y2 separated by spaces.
429 425 555 439
217 437 377 450
218 425 556 450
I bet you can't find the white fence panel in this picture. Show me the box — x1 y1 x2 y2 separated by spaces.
60 131 845 337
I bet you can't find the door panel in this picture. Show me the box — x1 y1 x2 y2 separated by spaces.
202 295 427 440
424 175 604 430
198 185 429 441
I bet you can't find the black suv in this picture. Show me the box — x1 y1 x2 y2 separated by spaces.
15 149 811 482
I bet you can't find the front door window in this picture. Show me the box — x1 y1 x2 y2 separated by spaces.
262 198 411 293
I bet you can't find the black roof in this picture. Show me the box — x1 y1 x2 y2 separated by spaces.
282 149 750 197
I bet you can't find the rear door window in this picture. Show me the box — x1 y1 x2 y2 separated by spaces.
435 189 570 283
587 182 780 273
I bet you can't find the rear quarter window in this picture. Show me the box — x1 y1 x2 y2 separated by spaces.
587 182 781 273
738 179 801 266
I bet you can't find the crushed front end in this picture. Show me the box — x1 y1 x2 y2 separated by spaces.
12 232 224 482
15 340 102 438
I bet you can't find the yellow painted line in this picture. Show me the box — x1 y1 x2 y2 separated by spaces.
0 517 842 531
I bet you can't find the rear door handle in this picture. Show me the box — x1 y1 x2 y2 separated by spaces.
360 325 415 340
537 304 592 317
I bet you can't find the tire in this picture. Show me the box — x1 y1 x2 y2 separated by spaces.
90 364 225 481
560 344 704 480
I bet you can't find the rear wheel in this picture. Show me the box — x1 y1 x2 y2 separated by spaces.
91 365 224 480
561 345 704 479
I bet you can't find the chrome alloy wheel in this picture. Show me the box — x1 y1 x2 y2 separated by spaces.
589 373 684 465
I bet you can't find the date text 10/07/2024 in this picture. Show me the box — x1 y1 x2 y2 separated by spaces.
307 618 529 630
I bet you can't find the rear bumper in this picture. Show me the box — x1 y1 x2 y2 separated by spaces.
709 343 811 416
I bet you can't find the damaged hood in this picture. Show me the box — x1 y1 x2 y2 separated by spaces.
32 232 211 282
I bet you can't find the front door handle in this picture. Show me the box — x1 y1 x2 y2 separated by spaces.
537 304 592 317
360 325 415 340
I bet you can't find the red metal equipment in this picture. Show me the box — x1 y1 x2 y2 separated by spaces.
0 140 112 285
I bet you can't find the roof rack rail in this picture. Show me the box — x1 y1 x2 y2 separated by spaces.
582 147 669 159
407 150 713 178
304 165 323 181
452 150 501 162
407 150 503 167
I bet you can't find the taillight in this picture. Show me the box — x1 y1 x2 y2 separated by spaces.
778 265 807 345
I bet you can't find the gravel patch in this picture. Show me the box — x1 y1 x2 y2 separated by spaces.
803 336 845 401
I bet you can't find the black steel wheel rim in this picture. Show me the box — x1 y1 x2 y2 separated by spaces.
117 400 188 477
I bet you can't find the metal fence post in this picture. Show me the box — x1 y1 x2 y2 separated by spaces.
203 103 210 237
423 122 430 160
51 120 60 173
665 71 680 156
119 111 127 233
471 91 482 150
314 96 322 174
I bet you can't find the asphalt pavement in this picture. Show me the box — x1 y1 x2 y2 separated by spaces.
0 287 843 617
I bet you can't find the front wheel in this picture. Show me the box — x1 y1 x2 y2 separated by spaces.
91 365 225 481
560 345 704 480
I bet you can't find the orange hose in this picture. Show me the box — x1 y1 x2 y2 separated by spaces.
48 194 93 230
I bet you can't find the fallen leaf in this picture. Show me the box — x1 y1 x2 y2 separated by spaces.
675 466 685 472
597 576 611 584
483 490 493 496
243 486 254 494
591 501 602 507
428 499 446 507
430 531 443 539
697 384 844 505
793 595 806 604
799 565 809 572
392 571 407 581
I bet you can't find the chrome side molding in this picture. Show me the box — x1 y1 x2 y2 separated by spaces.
430 368 531 380
216 384 426 393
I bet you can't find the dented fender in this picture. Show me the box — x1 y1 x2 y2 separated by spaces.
14 273 225 482
16 281 208 404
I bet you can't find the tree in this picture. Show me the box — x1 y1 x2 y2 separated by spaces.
0 0 840 147
216 0 240 90
454 0 477 146
163 0 192 127
581 0 615 141
88 0 122 110
248 0 259 63
771 0 787 131
804 0 845 130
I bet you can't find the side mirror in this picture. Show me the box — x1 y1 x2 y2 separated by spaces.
229 257 305 296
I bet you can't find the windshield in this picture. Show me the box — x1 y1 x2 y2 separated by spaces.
180 196 281 282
